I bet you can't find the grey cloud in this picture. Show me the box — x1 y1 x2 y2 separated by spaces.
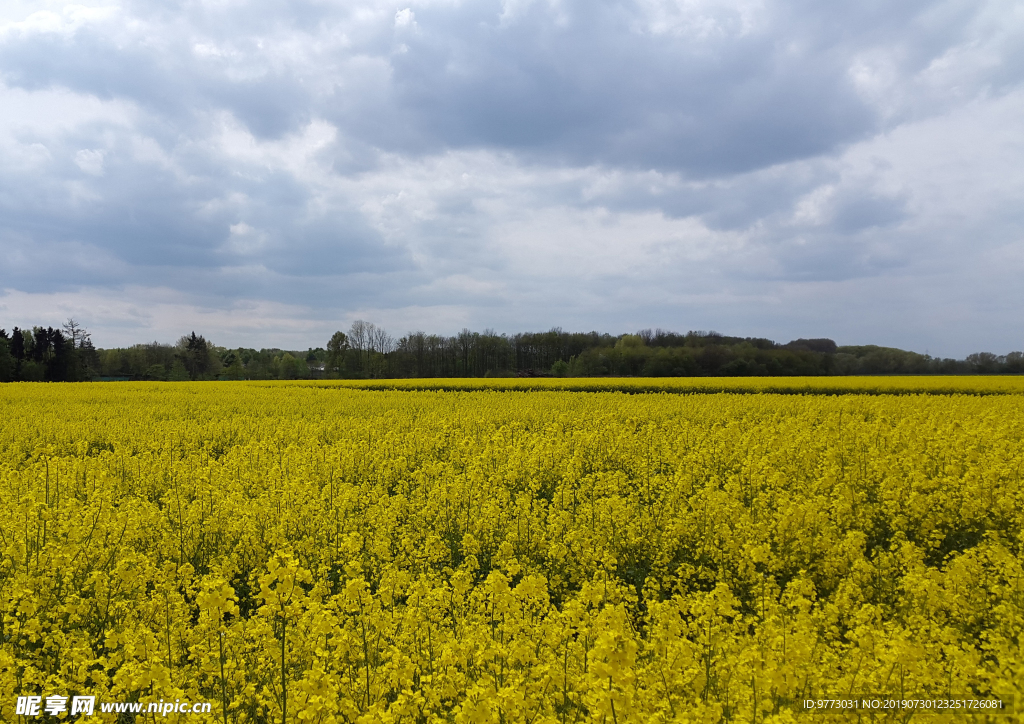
0 0 1022 356
387 0 875 174
5 0 1012 173
831 191 908 233
0 32 313 140
0 114 404 293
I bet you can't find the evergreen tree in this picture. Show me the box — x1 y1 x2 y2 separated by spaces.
0 331 12 382
10 327 25 363
179 332 213 380
47 330 71 381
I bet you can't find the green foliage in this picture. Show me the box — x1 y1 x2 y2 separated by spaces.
222 356 245 380
325 331 348 378
19 360 45 381
0 336 12 383
145 364 168 380
168 361 190 381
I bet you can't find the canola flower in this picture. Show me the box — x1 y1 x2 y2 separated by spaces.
1 381 1022 722
310 375 1024 396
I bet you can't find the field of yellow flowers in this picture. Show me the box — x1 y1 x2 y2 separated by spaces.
2 380 1023 722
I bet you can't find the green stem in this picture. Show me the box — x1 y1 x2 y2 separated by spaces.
219 630 229 724
281 613 287 724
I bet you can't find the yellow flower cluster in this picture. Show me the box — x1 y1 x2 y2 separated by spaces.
1 381 1022 722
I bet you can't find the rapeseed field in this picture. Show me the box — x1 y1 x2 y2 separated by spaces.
1 380 1022 722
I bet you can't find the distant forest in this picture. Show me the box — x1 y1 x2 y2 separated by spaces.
1 319 1022 382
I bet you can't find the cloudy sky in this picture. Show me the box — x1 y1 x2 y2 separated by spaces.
1 0 1022 355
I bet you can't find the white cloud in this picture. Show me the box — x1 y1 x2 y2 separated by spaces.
211 115 339 182
394 8 416 28
0 83 135 136
0 4 118 38
633 0 765 39
74 148 105 176
225 222 269 255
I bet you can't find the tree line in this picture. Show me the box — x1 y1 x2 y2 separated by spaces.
1 319 1022 382
0 320 97 382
